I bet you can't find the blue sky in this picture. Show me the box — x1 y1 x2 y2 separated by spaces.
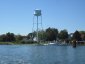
0 0 85 35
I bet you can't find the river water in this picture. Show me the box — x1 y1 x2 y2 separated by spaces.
0 45 85 64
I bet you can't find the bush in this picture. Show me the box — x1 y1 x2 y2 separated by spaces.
20 40 37 44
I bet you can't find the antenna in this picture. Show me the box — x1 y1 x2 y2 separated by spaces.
33 9 43 43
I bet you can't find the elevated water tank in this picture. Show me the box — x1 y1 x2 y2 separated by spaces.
34 9 41 16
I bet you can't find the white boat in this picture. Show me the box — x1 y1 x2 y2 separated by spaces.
43 44 48 46
48 43 57 45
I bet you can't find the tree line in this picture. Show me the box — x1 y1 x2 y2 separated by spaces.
28 27 85 44
0 27 85 44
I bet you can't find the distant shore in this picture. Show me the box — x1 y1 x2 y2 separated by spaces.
0 42 85 46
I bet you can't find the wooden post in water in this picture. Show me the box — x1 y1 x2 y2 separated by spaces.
72 40 76 48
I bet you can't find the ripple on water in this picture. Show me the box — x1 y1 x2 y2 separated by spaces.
0 45 85 64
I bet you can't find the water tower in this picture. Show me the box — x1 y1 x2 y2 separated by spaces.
33 9 43 42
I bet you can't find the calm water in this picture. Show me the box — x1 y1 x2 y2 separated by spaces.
0 45 85 64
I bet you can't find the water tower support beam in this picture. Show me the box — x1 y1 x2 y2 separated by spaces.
37 16 39 42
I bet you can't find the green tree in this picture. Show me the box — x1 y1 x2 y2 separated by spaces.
0 34 6 42
79 31 85 40
73 31 82 41
15 35 24 44
38 30 47 41
6 32 15 42
58 29 68 40
0 32 15 42
46 27 58 41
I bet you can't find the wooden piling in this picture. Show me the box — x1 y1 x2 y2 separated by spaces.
72 40 76 48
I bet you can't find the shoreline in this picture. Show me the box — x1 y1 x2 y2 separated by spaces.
0 42 85 46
